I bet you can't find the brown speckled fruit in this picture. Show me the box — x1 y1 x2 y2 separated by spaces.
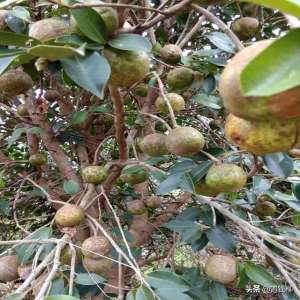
205 163 247 193
160 44 182 64
120 166 149 185
83 257 113 276
55 204 85 227
225 114 300 155
0 69 33 96
0 10 8 30
133 83 148 97
16 104 29 117
29 153 47 166
44 89 60 102
82 236 112 259
139 133 168 156
155 93 185 114
231 17 259 40
205 255 237 284
104 49 150 87
127 200 147 215
0 255 19 282
166 127 205 156
82 166 108 184
255 199 277 217
144 196 162 209
167 67 194 91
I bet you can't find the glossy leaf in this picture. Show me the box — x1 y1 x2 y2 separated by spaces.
135 285 156 300
263 153 294 178
74 273 105 285
108 34 152 52
294 184 300 201
45 296 80 300
11 6 31 22
192 93 221 109
156 173 182 195
71 111 88 125
5 293 24 300
207 32 236 53
0 30 38 46
63 180 80 195
209 282 228 300
155 289 193 300
206 226 236 252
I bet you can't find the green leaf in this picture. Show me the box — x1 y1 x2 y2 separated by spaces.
55 34 102 50
8 127 26 147
28 44 85 61
252 176 271 195
155 289 193 300
156 173 182 195
244 262 278 287
180 172 195 193
209 282 228 300
0 30 38 46
45 296 80 300
0 53 34 75
0 55 17 74
126 290 137 300
0 48 25 57
241 29 300 96
27 127 42 135
11 6 31 22
88 104 110 113
135 285 156 300
206 226 236 252
108 34 152 52
192 93 221 109
71 8 108 44
48 278 65 296
190 161 214 182
207 32 236 53
0 197 10 216
71 110 88 125
74 273 106 285
61 51 110 98
5 293 24 300
294 184 300 201
63 180 80 195
263 153 294 178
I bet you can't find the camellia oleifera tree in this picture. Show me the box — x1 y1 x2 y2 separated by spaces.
1 0 300 299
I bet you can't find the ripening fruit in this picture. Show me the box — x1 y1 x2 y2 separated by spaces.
60 243 82 265
104 49 150 87
144 196 162 209
166 127 205 156
0 69 33 96
225 114 300 155
0 255 19 282
82 166 108 184
219 40 300 120
55 204 85 227
194 180 218 197
133 83 148 97
0 10 8 30
44 89 60 102
82 236 112 259
139 133 168 156
255 198 277 217
127 200 147 215
160 44 182 64
155 93 185 114
29 153 47 166
83 257 113 276
205 163 247 193
167 67 194 91
231 17 259 40
205 255 237 284
120 166 149 185
29 18 75 42
16 104 29 117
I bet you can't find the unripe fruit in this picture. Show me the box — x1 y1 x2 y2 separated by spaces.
205 163 247 193
82 236 112 259
139 133 168 156
167 67 194 91
60 244 82 265
0 10 8 30
120 166 149 185
255 198 277 217
55 204 85 227
231 17 259 40
104 49 150 87
225 114 300 155
133 83 148 97
205 255 237 284
83 257 113 276
0 255 19 282
16 104 29 117
194 180 218 197
35 57 48 72
166 127 205 156
155 93 185 114
127 200 147 215
44 89 60 102
160 44 182 64
29 153 47 166
288 256 300 265
0 69 33 96
82 166 108 184
29 18 75 42
144 196 162 209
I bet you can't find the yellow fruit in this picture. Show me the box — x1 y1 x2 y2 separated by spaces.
133 83 148 97
127 200 147 215
166 127 205 156
82 236 111 258
29 153 47 166
231 17 259 40
16 104 29 117
55 204 85 227
160 44 182 64
120 166 149 185
155 93 185 114
167 67 194 91
144 196 162 209
0 10 8 30
0 255 19 282
82 166 108 184
205 255 237 284
139 133 168 156
225 114 300 155
29 18 75 42
104 49 150 87
0 69 33 96
219 40 300 120
255 200 277 217
205 163 247 193
83 257 113 276
194 180 218 197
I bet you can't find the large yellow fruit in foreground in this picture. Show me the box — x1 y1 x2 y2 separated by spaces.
219 40 300 120
225 114 300 155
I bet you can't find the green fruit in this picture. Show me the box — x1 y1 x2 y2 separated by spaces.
29 153 47 166
205 255 237 285
55 204 85 227
29 18 75 42
219 40 300 120
160 44 182 64
82 236 112 258
167 67 194 91
194 180 218 197
255 200 277 217
225 113 300 155
120 166 149 185
166 127 205 156
291 213 300 226
0 10 8 30
231 17 259 40
0 69 33 96
144 196 162 209
60 243 82 265
152 42 162 55
139 133 168 156
133 83 148 97
44 89 60 102
16 104 29 117
98 7 119 35
288 256 300 265
0 255 19 282
82 166 108 184
83 257 113 276
127 200 147 215
104 49 150 87
205 163 247 193
155 93 185 114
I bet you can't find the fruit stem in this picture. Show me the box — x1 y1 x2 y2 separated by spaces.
200 150 221 164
